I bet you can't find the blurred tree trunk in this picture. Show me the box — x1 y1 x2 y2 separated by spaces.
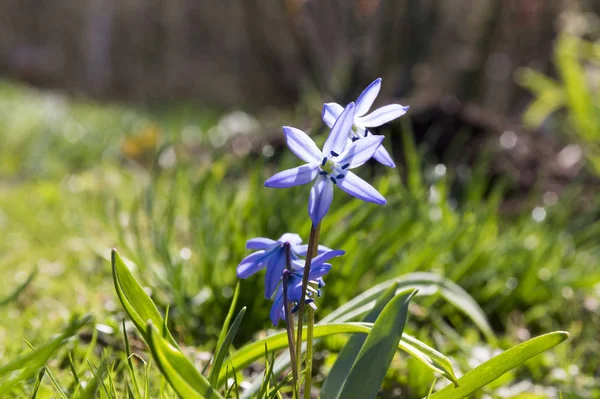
0 0 565 115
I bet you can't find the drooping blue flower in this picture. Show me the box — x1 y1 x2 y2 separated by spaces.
269 249 343 326
237 233 332 298
265 102 387 224
322 78 409 168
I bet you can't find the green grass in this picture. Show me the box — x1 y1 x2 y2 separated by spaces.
0 79 597 397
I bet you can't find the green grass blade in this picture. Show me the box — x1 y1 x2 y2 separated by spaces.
111 249 179 348
30 367 46 399
122 319 143 398
322 272 495 342
321 283 399 397
430 331 570 399
209 306 247 386
219 319 454 391
146 323 223 399
0 314 91 394
77 358 108 399
333 289 417 399
0 266 37 306
213 282 240 362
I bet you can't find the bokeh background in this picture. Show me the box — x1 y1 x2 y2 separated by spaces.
0 0 599 397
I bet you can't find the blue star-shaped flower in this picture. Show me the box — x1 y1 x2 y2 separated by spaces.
265 102 387 224
237 233 332 298
269 250 343 326
322 78 409 168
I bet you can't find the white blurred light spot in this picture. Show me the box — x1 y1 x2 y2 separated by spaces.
532 207 546 222
524 235 538 250
222 286 234 298
434 163 447 177
500 130 517 149
96 323 114 334
182 125 202 144
506 277 518 290
179 247 192 260
262 144 274 157
538 268 552 281
428 207 442 222
429 186 440 203
542 191 558 206
568 364 580 376
557 144 582 169
232 136 252 157
561 286 573 299
159 147 177 169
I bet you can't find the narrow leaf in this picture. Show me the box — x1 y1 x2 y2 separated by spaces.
111 249 178 348
321 283 399 397
146 323 223 399
209 307 246 386
430 332 570 399
334 289 417 399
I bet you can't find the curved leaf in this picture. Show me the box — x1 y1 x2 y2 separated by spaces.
209 307 246 386
321 272 495 342
219 321 456 389
334 289 417 399
430 331 570 399
147 323 223 399
111 249 178 348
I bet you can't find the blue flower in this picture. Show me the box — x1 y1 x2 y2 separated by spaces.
265 102 387 224
269 249 344 326
237 233 332 298
322 78 409 168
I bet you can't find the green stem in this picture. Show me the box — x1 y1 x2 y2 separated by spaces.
304 306 315 399
295 223 320 397
283 243 299 385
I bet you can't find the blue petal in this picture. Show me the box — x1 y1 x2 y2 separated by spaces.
336 134 384 169
323 102 355 156
246 237 277 250
355 78 382 117
278 233 302 246
264 249 286 298
270 288 285 326
283 126 322 163
372 144 396 168
308 175 334 224
265 164 318 188
292 244 332 256
237 251 269 278
336 171 386 204
322 102 344 128
356 104 409 127
308 263 332 280
310 249 345 267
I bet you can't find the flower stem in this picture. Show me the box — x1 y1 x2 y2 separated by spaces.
295 223 320 396
282 243 299 385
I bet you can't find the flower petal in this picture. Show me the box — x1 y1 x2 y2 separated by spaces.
308 176 334 224
264 164 318 188
337 134 384 169
323 102 355 156
356 104 409 127
237 251 268 278
246 237 277 250
270 288 285 326
283 126 322 163
355 78 382 117
278 233 302 246
264 249 286 298
372 144 396 168
322 102 344 128
310 249 345 267
308 263 332 280
337 171 386 204
293 244 332 256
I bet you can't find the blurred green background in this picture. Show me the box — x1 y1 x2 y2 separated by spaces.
0 0 599 397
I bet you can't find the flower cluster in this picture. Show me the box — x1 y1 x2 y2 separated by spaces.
237 233 344 325
238 78 407 326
